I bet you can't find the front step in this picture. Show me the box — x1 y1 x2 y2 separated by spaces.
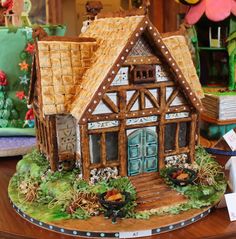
129 172 159 183
129 173 188 211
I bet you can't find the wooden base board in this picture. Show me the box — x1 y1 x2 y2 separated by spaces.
10 199 212 239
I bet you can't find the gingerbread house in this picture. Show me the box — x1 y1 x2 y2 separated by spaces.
29 12 204 181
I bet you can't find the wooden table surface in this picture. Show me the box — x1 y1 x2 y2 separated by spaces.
1 156 236 239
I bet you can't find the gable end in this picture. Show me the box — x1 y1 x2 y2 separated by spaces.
74 17 203 124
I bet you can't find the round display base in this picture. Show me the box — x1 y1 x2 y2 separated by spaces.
0 137 36 157
9 199 212 239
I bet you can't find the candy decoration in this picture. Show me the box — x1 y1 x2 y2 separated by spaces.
19 60 29 71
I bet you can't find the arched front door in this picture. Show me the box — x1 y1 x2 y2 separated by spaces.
127 128 158 176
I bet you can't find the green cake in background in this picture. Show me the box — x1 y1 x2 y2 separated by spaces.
0 0 66 136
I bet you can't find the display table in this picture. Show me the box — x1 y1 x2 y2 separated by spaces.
0 137 36 157
1 157 236 239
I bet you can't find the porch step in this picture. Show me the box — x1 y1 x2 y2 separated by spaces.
129 173 188 211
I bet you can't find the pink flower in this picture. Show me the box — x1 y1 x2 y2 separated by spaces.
25 43 35 54
25 108 34 120
0 70 8 86
185 0 236 24
16 91 25 100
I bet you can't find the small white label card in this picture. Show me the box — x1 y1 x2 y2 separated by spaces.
119 230 152 238
225 193 236 221
223 130 236 151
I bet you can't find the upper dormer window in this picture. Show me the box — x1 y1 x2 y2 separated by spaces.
132 65 156 84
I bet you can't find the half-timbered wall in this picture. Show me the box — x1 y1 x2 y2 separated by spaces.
79 64 197 179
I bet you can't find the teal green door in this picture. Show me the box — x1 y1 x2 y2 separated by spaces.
128 128 158 176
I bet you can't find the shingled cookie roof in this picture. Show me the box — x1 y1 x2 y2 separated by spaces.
35 15 204 120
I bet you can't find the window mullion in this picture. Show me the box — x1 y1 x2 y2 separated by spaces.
101 133 106 166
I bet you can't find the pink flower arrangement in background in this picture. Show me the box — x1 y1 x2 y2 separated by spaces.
0 70 8 86
185 0 236 24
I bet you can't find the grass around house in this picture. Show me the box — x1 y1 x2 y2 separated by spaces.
8 147 226 223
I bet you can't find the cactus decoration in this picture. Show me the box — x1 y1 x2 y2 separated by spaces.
0 70 20 128
0 30 35 129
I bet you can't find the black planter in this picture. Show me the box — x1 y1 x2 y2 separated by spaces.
99 192 130 224
167 168 197 186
